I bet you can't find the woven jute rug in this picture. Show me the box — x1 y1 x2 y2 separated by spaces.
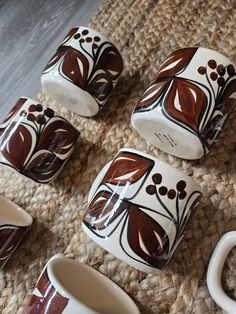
1 0 236 313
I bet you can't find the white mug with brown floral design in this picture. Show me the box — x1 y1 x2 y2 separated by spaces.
25 254 140 314
0 97 80 183
131 47 236 160
41 26 124 117
82 148 203 273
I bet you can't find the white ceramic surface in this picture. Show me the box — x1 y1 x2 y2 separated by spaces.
131 47 236 160
41 26 123 117
0 196 32 270
207 231 236 314
83 148 203 273
26 255 139 314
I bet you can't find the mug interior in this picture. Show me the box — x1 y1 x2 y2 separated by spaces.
49 258 138 314
0 196 32 226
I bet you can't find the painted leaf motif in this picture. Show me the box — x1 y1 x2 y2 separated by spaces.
23 151 64 183
44 46 69 72
87 73 113 101
95 44 124 80
164 78 207 132
83 191 128 230
1 98 27 126
218 78 236 113
156 47 197 79
62 47 89 88
102 152 154 186
127 205 170 268
201 79 236 147
61 27 78 45
0 225 28 269
25 270 69 314
36 118 79 158
0 122 33 170
135 78 170 111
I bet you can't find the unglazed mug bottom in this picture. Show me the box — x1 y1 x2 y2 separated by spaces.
132 113 204 160
41 74 99 117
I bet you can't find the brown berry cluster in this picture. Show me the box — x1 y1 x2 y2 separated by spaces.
20 104 54 125
198 59 235 87
74 29 101 50
146 173 187 200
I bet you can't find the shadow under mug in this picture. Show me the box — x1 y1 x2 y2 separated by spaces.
83 148 203 273
41 26 124 117
207 231 236 314
132 47 236 160
25 254 139 314
0 196 32 270
0 97 80 183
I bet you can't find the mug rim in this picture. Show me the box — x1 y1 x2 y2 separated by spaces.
0 195 33 226
46 256 140 314
207 231 236 314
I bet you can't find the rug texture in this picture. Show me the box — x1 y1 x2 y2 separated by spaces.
1 0 236 313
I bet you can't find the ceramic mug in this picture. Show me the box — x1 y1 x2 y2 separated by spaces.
41 26 124 117
131 47 236 160
82 148 203 273
25 254 139 314
0 196 32 270
0 97 80 183
207 231 236 314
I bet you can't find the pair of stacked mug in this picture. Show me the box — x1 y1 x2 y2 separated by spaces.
0 25 236 313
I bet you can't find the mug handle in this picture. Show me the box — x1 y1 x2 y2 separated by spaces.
207 231 236 314
88 161 112 203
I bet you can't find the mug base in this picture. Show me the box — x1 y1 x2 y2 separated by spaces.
41 75 100 117
132 115 204 160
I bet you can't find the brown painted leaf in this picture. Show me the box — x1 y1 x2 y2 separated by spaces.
87 73 113 101
95 44 124 80
0 122 33 171
135 78 170 111
83 191 129 230
44 46 69 72
127 205 170 268
62 47 89 88
23 151 64 183
102 152 154 186
178 194 202 238
36 118 79 157
219 78 236 113
61 27 78 45
1 98 27 125
25 269 69 314
156 47 197 79
0 225 28 269
164 78 207 132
